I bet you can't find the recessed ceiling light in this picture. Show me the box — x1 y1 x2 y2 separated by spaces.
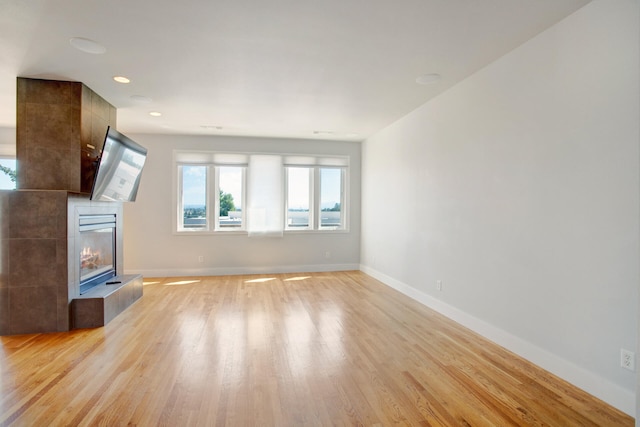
201 125 223 130
69 37 106 54
130 95 152 103
416 73 442 85
149 111 162 117
113 76 130 84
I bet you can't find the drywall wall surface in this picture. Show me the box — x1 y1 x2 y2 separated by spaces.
123 134 361 277
0 127 15 156
361 0 638 414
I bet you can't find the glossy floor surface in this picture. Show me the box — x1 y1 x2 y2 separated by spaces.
0 271 633 426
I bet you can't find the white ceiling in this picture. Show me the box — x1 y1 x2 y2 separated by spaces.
0 0 589 142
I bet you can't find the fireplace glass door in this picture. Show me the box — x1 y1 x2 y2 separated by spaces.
79 215 117 294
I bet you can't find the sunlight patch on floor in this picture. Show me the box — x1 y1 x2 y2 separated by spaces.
284 276 311 282
143 280 161 286
164 280 201 286
245 277 276 283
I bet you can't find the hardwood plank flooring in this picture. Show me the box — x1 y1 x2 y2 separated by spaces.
0 271 633 426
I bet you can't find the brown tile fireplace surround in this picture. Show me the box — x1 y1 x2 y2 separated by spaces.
0 78 142 335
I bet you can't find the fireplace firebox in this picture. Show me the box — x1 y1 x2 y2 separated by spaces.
79 214 117 294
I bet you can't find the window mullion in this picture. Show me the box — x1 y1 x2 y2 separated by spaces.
241 167 247 229
177 165 185 230
312 167 319 230
284 168 290 229
340 167 346 229
212 166 219 231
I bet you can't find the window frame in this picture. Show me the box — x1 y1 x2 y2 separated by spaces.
174 150 349 235
284 164 347 232
285 166 314 231
214 165 246 232
317 166 346 231
176 163 247 233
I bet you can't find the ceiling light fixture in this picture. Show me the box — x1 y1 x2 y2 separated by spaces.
149 111 162 117
113 76 130 84
415 73 442 85
69 37 106 54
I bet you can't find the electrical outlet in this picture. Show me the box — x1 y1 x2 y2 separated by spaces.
324 251 331 259
620 348 635 371
436 280 442 291
198 255 204 263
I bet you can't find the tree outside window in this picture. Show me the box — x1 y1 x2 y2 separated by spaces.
0 159 16 190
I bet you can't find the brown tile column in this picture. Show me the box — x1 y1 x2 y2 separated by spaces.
16 77 116 193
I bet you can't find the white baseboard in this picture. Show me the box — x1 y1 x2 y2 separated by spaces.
359 264 635 417
124 263 360 278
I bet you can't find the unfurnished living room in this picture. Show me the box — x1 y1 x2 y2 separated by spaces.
0 0 638 425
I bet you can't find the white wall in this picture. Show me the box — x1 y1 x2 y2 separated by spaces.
0 127 15 156
122 134 361 277
361 0 639 416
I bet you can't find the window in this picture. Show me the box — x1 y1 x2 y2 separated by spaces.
284 166 346 231
175 151 347 234
286 167 312 229
217 166 244 229
319 167 344 229
0 158 16 190
177 160 246 232
180 165 208 230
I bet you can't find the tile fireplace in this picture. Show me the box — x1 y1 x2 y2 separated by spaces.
0 191 128 334
0 77 142 335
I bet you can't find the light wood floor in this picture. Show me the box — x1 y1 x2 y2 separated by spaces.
0 271 633 426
